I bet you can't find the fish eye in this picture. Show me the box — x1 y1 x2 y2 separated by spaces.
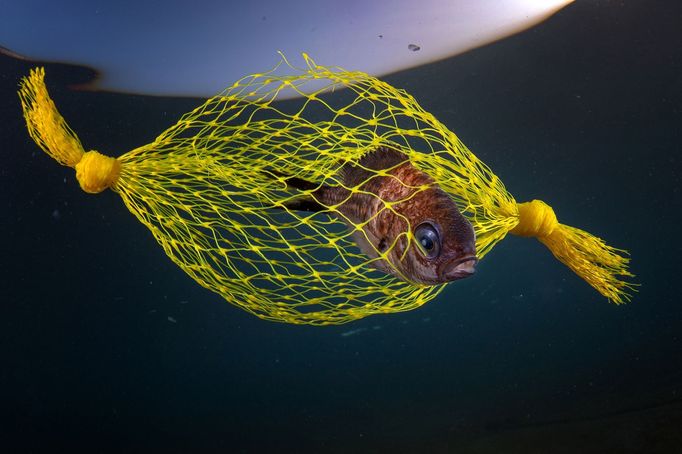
414 222 441 259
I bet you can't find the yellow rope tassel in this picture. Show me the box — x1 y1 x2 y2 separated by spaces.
18 59 635 325
510 200 634 304
74 150 121 194
19 68 121 194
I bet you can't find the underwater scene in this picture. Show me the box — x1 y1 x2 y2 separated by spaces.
1 1 680 452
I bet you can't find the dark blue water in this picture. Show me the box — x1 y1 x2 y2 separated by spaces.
2 2 680 452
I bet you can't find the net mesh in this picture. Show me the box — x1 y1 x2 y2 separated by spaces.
18 56 635 325
112 55 517 324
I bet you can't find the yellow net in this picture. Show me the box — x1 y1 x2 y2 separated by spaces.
18 55 636 325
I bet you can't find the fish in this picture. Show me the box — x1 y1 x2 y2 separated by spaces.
282 146 477 285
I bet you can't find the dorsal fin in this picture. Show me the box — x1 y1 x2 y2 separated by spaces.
357 146 409 170
337 146 409 186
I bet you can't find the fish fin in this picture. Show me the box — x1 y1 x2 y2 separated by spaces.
338 146 409 186
357 146 409 171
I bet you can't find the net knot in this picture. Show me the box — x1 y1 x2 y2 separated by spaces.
510 199 558 238
75 150 121 193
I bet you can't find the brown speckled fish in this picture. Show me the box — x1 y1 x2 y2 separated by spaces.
284 146 477 285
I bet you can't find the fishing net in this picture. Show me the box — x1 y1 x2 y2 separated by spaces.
18 55 635 325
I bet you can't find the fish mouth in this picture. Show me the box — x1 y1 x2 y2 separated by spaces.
441 255 478 281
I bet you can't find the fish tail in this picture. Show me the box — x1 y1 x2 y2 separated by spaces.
264 170 319 191
264 170 329 213
283 176 319 192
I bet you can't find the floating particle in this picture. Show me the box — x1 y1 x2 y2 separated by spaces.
340 327 366 337
408 44 420 51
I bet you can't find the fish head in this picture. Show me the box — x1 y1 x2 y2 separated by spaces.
389 187 477 285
